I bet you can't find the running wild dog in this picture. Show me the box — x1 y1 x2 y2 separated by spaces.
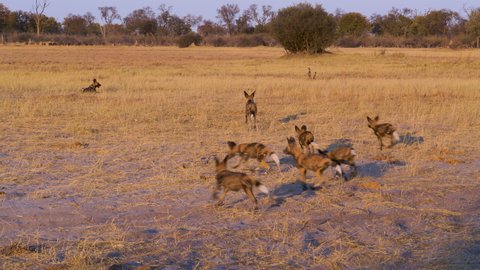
367 116 400 150
227 141 281 171
82 79 101 93
283 137 332 190
244 90 257 129
295 125 314 153
317 146 357 181
212 155 270 210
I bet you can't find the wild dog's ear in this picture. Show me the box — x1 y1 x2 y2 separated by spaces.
367 116 372 123
214 156 220 166
244 91 249 98
93 78 97 83
227 141 236 149
301 125 307 132
374 116 379 121
222 155 229 164
294 125 301 134
251 91 255 98
287 137 296 144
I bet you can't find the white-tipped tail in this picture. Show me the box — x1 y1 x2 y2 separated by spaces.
335 164 343 177
393 131 400 142
250 114 254 120
257 184 269 195
351 149 357 156
270 153 281 169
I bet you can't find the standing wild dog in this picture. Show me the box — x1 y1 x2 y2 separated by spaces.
212 155 270 210
82 78 101 93
244 90 257 129
295 125 314 153
317 146 357 181
283 137 332 190
227 141 281 171
367 116 400 150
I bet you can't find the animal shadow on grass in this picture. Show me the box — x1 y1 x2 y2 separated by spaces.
325 138 354 151
399 133 424 146
270 180 317 207
279 112 307 124
358 160 406 178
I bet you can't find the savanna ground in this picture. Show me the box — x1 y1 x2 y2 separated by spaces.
0 45 479 269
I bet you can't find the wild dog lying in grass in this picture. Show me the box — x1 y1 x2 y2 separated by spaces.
317 146 357 181
367 116 400 150
244 90 257 129
212 155 270 210
283 137 332 190
295 125 314 153
227 141 281 172
82 78 101 93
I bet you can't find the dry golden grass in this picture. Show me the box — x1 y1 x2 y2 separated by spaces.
0 45 479 269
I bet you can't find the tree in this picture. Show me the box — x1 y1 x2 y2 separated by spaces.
98 6 121 39
371 8 416 37
63 14 88 35
63 13 98 35
246 4 275 32
197 20 225 37
124 7 157 35
465 8 480 43
414 9 460 36
0 3 10 33
41 16 61 34
271 3 336 54
156 5 195 36
337 12 370 37
32 0 49 36
216 4 240 35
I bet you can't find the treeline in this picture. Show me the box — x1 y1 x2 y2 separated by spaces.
1 2 480 49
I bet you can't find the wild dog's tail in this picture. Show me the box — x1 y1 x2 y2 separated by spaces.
250 113 255 120
269 153 281 170
393 131 400 143
255 181 269 195
351 148 357 156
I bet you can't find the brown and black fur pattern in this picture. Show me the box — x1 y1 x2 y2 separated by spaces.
295 125 314 153
318 146 357 180
283 137 332 190
227 141 280 171
212 155 269 210
82 78 101 93
244 90 257 129
367 116 400 150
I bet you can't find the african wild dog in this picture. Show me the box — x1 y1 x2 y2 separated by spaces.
227 141 281 171
295 125 314 153
317 146 357 181
82 79 101 93
283 137 332 190
367 116 400 150
244 90 257 129
212 155 270 210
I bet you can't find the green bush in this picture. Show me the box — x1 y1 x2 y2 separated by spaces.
177 32 202 48
270 3 336 54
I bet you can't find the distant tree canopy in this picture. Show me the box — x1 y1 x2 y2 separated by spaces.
337 12 370 37
63 13 100 35
465 8 480 39
124 7 157 35
271 3 336 54
1 2 480 48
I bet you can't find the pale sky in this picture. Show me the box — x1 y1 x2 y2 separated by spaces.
3 1 480 22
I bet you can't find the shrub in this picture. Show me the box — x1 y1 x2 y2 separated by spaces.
270 3 336 54
177 32 202 48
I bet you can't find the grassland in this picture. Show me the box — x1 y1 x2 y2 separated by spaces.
0 45 479 269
